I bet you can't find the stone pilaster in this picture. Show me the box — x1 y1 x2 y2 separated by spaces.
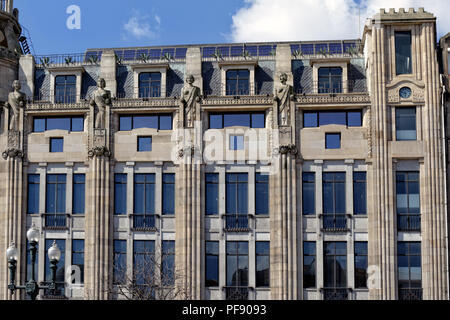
100 50 117 98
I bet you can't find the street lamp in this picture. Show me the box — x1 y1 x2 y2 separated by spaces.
6 223 61 300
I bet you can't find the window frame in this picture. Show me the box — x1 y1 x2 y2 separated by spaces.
395 31 413 75
353 172 367 215
119 114 173 131
209 112 266 129
325 133 341 149
318 67 343 94
137 136 152 152
49 137 64 153
226 69 250 96
54 75 77 104
354 241 368 289
395 107 417 141
73 174 85 215
205 173 219 215
255 241 270 288
302 172 315 215
303 241 316 288
205 241 220 287
138 72 162 98
323 241 347 289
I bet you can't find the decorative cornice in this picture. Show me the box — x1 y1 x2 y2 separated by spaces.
202 96 274 106
2 148 23 160
88 146 111 158
112 98 178 109
296 93 370 105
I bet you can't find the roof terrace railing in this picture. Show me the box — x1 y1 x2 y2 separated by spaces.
34 53 100 67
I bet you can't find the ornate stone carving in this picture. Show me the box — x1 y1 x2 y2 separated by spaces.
93 128 106 148
2 148 23 160
4 80 26 131
3 21 21 54
274 73 294 126
179 75 201 128
7 130 19 148
89 78 111 129
277 144 298 156
296 93 370 105
88 146 111 158
178 145 196 159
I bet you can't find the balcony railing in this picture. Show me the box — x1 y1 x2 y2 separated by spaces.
224 286 251 300
398 288 423 301
35 53 101 67
131 214 158 231
32 90 89 104
43 214 69 230
397 215 421 232
321 214 348 232
322 288 351 300
223 214 251 232
294 79 367 95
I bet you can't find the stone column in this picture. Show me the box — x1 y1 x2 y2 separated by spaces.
100 50 117 98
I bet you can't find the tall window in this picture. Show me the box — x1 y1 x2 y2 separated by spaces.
73 174 85 214
205 241 219 287
226 69 250 95
255 242 270 287
162 174 175 215
255 173 269 215
396 107 416 141
134 173 155 214
162 240 175 286
396 172 420 232
205 173 219 215
72 239 84 284
398 242 422 300
323 173 346 229
324 242 347 288
133 240 155 298
113 240 127 284
139 72 161 98
302 172 315 215
226 241 249 298
45 239 65 296
45 174 67 227
226 173 248 230
353 172 367 215
354 242 368 288
395 31 412 75
55 75 76 103
318 67 342 93
303 242 316 288
27 174 40 214
114 174 127 215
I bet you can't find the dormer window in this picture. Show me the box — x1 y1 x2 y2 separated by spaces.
318 67 342 94
226 69 250 95
138 72 161 98
47 66 84 103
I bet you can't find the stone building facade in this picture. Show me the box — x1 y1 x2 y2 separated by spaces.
0 2 448 300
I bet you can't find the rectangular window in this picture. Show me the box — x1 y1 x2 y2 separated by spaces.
27 174 40 214
226 173 248 230
318 67 342 93
395 31 412 75
325 133 341 149
45 239 65 296
73 174 85 214
323 173 346 230
119 114 173 131
324 242 347 288
45 174 67 228
139 72 161 97
137 136 152 152
134 174 155 215
162 173 175 215
302 172 315 215
398 242 422 300
205 241 219 287
303 242 316 288
396 172 420 232
229 135 244 150
33 116 84 132
55 75 76 103
353 172 367 215
113 240 127 284
255 173 269 215
133 240 155 296
50 137 64 152
209 112 265 129
72 239 84 284
396 107 416 141
114 174 127 215
256 242 270 287
226 69 250 95
205 173 219 215
226 241 249 287
354 242 368 288
303 110 362 128
162 240 175 286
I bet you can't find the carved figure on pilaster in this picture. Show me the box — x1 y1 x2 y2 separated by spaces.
4 80 26 132
274 73 294 127
179 75 201 128
89 78 111 129
4 21 21 54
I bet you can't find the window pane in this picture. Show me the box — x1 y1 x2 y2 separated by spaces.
159 115 172 130
256 242 270 287
325 133 341 149
138 137 152 152
304 113 318 127
162 173 175 215
71 117 84 132
395 31 412 75
73 174 85 214
28 174 40 214
50 138 64 153
113 240 127 284
206 241 219 287
47 118 71 131
206 173 219 215
229 135 244 150
209 114 223 129
45 239 66 296
119 116 132 131
347 111 362 127
319 112 346 126
255 173 269 215
396 108 416 141
224 114 251 127
302 172 315 215
72 239 84 284
114 174 127 215
34 118 45 132
353 172 367 215
134 116 158 129
251 113 265 128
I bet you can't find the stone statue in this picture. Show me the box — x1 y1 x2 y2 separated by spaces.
179 75 201 128
90 78 111 129
4 80 26 131
274 73 294 126
4 21 21 54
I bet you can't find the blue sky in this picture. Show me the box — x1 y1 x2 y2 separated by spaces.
15 0 450 56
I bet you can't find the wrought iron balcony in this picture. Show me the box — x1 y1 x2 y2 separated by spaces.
224 286 251 300
223 214 251 232
43 214 69 230
322 288 351 300
321 214 349 232
131 214 158 231
397 215 421 232
399 288 423 301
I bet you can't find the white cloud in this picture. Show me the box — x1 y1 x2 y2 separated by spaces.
230 0 450 42
123 10 161 40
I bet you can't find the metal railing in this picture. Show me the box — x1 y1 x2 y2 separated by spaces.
322 288 351 300
223 214 251 232
131 214 158 231
32 90 89 104
35 53 101 67
43 214 69 230
204 82 273 97
398 288 423 300
321 214 348 232
224 286 251 300
397 215 421 232
294 79 367 95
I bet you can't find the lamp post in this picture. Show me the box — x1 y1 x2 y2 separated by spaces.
6 223 61 300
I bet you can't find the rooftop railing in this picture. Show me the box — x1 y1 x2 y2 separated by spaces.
34 53 101 68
